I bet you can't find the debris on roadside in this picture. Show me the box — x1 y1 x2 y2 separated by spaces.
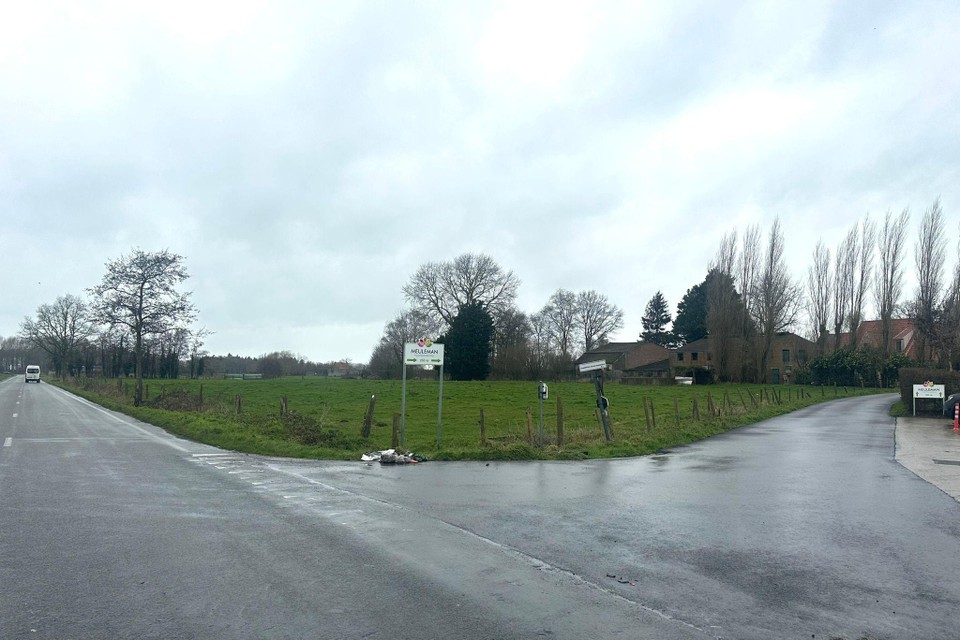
361 449 428 464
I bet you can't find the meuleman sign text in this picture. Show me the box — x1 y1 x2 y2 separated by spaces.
404 342 445 365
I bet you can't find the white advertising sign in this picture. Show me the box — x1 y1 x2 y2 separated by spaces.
404 340 444 365
913 384 945 399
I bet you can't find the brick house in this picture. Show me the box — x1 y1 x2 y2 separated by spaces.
673 332 815 383
575 342 673 378
830 318 918 359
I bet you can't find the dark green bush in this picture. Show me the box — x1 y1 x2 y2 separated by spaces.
898 368 960 409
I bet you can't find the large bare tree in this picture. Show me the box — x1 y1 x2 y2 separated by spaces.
575 290 624 352
912 198 947 363
749 218 801 382
806 240 832 354
20 294 94 378
402 253 520 327
874 209 910 358
88 249 196 406
540 289 578 359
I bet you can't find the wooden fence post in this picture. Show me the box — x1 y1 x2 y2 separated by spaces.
361 394 376 438
556 396 564 447
235 395 242 414
650 399 657 429
199 384 204 410
526 407 533 444
643 397 651 432
674 397 680 427
479 408 486 446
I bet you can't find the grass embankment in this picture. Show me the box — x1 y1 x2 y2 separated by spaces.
54 376 889 460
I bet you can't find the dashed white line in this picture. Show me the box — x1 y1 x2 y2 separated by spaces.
12 413 17 418
3 438 11 447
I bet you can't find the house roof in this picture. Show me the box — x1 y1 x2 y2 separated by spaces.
577 341 673 370
833 319 917 357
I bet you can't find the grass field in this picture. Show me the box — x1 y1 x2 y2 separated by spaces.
52 375 892 460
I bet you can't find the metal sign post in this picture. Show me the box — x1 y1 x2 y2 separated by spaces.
578 360 611 441
400 340 445 449
912 382 945 416
537 382 548 447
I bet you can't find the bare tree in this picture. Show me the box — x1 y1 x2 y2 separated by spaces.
527 310 553 377
402 253 520 327
88 249 196 406
708 231 742 381
912 198 947 363
490 306 531 379
831 231 855 349
935 239 960 370
806 240 832 353
750 218 802 382
20 294 94 378
735 225 762 379
575 290 624 352
874 209 910 359
847 215 876 348
736 224 762 329
541 289 579 359
369 308 440 377
188 327 213 379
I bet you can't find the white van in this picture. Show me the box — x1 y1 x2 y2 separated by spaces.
25 365 41 383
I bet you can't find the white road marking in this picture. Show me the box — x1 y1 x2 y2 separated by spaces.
3 438 11 447
11 413 17 418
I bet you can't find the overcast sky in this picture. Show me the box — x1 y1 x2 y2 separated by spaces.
3 1 959 363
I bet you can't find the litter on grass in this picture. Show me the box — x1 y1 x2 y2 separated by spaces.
361 449 427 464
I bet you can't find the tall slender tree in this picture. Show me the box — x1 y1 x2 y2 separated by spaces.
807 240 832 354
750 219 801 382
912 198 947 364
848 215 876 348
832 232 854 348
874 209 910 358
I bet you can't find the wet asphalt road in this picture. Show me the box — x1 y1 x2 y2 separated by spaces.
2 380 959 639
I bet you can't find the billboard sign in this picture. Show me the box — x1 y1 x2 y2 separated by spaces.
404 339 444 365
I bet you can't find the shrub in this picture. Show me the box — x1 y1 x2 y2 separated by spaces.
898 368 960 409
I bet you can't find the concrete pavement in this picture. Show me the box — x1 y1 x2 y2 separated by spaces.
895 414 960 502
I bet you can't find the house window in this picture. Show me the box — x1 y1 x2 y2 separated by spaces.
691 352 699 361
782 349 790 363
677 352 684 362
798 349 807 363
896 339 903 352
707 352 712 361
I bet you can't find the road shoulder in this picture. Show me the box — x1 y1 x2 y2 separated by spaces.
895 416 960 502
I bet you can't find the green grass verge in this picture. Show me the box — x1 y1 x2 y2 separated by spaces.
52 377 892 461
